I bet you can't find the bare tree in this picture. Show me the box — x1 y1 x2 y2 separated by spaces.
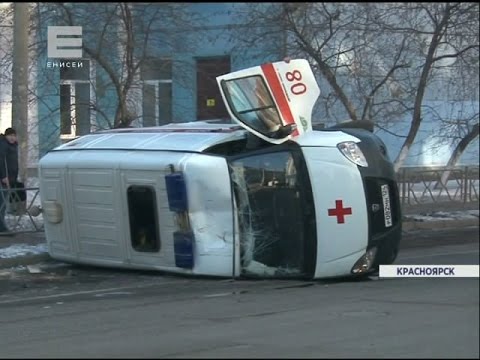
435 114 479 186
0 3 43 179
447 123 479 166
433 19 479 178
230 3 414 123
0 2 208 174
48 3 203 129
390 3 479 171
229 2 479 170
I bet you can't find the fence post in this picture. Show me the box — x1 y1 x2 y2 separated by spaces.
463 166 469 204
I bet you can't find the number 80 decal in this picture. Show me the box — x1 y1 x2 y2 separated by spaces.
285 70 307 95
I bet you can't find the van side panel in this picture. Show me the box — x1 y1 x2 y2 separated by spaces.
120 166 177 269
39 150 235 276
183 154 235 277
40 168 75 259
70 169 123 261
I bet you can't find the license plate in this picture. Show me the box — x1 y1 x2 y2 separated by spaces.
381 184 393 228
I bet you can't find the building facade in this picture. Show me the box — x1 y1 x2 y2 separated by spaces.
0 3 478 172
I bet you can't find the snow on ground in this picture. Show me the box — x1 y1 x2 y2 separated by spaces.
26 177 40 188
0 243 47 259
404 209 479 222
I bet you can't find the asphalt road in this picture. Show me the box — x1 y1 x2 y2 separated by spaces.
0 228 478 359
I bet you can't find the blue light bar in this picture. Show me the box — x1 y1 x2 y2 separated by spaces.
165 172 188 212
174 231 194 269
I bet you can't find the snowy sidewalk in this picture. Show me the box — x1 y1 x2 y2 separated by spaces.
402 209 479 231
0 209 478 269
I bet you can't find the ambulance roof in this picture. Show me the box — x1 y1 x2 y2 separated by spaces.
53 121 247 153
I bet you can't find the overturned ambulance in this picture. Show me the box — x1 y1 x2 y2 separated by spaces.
39 59 401 279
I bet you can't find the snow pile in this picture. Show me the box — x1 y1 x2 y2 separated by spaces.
0 243 47 259
404 209 479 222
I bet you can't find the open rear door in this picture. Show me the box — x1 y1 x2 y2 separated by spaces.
216 59 320 144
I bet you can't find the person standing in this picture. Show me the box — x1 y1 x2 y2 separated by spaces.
0 128 19 235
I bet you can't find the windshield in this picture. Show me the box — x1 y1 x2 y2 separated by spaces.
223 76 282 134
230 148 317 278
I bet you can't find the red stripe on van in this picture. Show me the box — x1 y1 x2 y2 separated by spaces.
260 63 299 136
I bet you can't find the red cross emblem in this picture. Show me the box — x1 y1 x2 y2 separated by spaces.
328 200 352 224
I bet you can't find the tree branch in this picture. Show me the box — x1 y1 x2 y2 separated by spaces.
375 123 409 138
432 44 479 62
361 36 409 121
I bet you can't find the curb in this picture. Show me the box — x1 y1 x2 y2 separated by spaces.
0 253 51 269
0 218 478 269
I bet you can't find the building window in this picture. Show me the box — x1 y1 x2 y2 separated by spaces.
127 186 161 253
59 59 92 138
141 58 172 126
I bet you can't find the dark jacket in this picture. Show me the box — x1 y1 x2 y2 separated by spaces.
0 134 19 183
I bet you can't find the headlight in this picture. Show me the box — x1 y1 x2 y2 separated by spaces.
337 141 368 167
351 247 377 275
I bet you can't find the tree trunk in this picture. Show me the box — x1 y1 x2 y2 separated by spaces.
393 5 452 172
438 123 479 187
114 94 129 128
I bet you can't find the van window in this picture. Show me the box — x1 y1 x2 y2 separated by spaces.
127 186 161 252
222 76 282 135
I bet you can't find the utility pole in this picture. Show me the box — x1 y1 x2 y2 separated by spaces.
11 2 29 182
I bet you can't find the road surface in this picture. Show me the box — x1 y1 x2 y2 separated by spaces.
0 228 478 358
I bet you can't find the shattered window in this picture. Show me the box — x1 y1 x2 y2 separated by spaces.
223 76 282 134
230 150 312 278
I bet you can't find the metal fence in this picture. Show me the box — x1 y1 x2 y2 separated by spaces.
397 165 479 206
0 186 44 235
